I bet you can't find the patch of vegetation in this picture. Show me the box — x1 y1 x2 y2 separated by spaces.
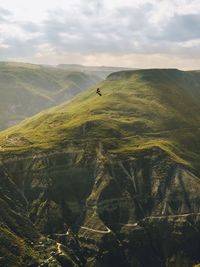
0 61 102 130
0 69 199 174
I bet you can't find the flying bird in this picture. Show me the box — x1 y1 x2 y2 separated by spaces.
96 88 102 96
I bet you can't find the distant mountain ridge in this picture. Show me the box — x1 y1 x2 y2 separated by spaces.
57 63 135 78
0 62 102 130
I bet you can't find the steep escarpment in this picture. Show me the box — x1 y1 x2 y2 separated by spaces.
1 143 200 267
0 163 81 267
0 167 39 267
0 69 200 266
78 145 200 267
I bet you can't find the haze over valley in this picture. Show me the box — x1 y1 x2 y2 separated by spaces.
0 62 132 130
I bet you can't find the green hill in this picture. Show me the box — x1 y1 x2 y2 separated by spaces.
0 68 200 267
0 61 102 130
1 68 200 174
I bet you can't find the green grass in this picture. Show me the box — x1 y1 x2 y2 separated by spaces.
0 62 102 130
0 68 200 174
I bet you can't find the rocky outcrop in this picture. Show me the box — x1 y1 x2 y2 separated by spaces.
1 143 200 266
78 146 200 267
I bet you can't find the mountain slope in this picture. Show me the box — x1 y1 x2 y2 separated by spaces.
0 61 102 130
0 69 200 267
1 68 199 173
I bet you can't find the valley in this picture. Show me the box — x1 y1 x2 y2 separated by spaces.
0 62 102 131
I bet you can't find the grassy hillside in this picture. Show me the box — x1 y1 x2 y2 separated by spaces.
0 62 102 130
0 68 200 174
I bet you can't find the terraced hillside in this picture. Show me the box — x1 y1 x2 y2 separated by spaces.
0 69 200 267
0 62 101 130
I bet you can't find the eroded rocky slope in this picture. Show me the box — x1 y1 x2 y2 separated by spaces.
0 69 200 266
0 142 200 267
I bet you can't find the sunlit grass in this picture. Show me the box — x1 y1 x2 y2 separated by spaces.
0 69 199 174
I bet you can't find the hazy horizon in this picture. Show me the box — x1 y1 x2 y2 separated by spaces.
0 60 198 71
0 0 200 69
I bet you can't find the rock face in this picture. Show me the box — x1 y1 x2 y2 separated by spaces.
1 144 200 267
0 68 200 266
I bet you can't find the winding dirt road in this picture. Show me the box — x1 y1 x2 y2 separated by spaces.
80 225 111 234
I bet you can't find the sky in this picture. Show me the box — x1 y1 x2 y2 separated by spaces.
0 0 200 69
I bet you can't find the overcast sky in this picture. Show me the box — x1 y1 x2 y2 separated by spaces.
0 0 200 69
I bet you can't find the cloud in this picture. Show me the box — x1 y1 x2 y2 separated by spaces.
0 0 200 68
162 14 200 42
41 3 154 54
20 22 41 33
0 7 12 21
0 8 12 23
